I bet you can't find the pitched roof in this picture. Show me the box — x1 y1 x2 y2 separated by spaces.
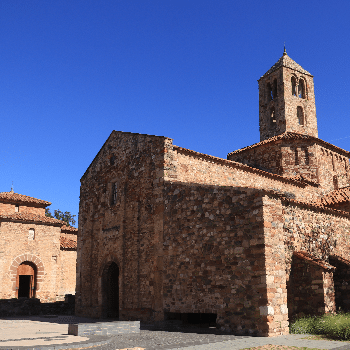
60 235 77 250
0 192 51 206
294 251 335 270
259 53 312 79
61 224 78 234
0 212 63 225
227 132 350 158
318 186 350 206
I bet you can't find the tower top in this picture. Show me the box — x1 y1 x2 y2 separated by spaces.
258 52 317 141
259 53 313 80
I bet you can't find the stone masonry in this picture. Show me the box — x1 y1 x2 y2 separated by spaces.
76 50 350 337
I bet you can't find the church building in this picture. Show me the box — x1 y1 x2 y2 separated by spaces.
0 190 77 302
76 50 350 336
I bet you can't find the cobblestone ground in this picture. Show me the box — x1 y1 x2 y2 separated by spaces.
60 324 350 350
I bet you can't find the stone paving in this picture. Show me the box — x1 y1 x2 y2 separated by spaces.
1 317 350 350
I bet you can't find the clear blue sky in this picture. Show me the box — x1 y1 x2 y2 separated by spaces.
1 0 350 226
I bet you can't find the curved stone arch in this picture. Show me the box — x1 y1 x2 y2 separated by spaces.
9 254 44 292
98 253 122 277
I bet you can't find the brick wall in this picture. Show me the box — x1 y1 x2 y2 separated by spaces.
0 221 76 302
0 203 45 216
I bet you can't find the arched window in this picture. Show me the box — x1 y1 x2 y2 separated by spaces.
297 106 304 125
270 107 276 127
298 79 305 98
291 77 297 96
267 83 273 101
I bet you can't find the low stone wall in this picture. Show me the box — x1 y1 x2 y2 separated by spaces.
0 294 75 317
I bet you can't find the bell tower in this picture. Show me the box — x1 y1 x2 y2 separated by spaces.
258 48 318 141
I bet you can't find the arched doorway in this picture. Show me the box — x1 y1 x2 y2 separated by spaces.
16 261 36 298
102 262 119 318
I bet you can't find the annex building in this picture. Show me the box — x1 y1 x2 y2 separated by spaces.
0 190 77 302
76 50 350 336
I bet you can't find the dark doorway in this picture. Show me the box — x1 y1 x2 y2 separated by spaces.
103 262 119 318
16 261 36 298
329 256 350 313
18 275 32 298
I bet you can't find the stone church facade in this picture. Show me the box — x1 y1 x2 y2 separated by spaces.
76 50 350 336
0 190 77 302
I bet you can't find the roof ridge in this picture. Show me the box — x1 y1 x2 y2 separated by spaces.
0 192 51 206
259 54 312 79
228 132 350 157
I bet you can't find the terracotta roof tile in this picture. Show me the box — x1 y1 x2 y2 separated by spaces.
294 251 335 270
318 186 350 206
61 224 78 234
0 192 51 206
227 132 350 158
60 235 77 250
0 212 63 225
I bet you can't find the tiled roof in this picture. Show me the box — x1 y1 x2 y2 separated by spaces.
61 224 78 234
60 235 77 250
294 251 335 270
264 188 350 218
0 192 51 206
227 132 350 157
0 212 63 225
318 186 350 206
259 53 312 79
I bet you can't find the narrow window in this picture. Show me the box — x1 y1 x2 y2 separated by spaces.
294 148 299 165
291 77 297 96
111 182 118 205
333 175 339 190
15 205 19 212
270 107 276 126
304 147 310 165
267 83 273 101
298 79 305 98
272 79 278 99
297 106 304 125
28 228 35 240
110 155 115 166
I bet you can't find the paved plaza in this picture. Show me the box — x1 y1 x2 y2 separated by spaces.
1 316 350 350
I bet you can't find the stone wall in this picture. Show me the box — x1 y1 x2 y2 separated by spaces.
76 132 171 321
258 64 317 142
169 145 319 203
162 183 267 336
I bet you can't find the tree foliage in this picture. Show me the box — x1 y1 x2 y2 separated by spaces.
45 208 76 227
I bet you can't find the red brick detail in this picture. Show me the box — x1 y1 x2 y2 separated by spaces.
9 254 44 291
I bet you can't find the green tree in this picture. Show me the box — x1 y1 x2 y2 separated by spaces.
45 208 76 227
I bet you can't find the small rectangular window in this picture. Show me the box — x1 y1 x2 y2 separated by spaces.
28 228 35 240
15 205 19 212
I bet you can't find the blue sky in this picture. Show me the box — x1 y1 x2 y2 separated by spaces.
1 0 350 226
